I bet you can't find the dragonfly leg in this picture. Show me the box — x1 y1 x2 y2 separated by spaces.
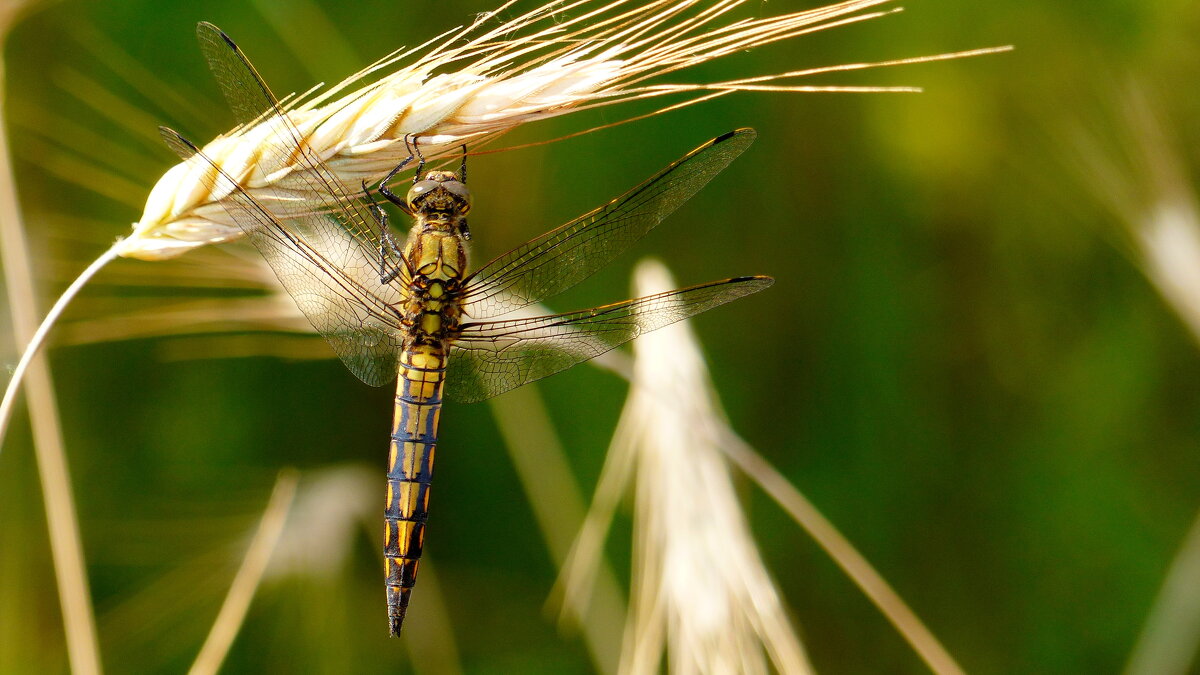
457 144 471 240
362 180 406 284
378 134 425 209
410 136 426 185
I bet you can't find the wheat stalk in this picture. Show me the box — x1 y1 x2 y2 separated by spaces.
0 3 105 673
560 260 814 674
558 260 969 674
117 0 1009 260
188 470 298 675
489 386 628 672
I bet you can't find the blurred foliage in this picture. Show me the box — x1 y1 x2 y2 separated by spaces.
2 0 1200 673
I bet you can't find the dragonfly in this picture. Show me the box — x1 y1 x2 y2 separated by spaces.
160 22 772 637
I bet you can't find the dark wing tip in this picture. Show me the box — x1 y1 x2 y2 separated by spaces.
197 22 239 50
159 126 199 159
716 128 757 144
682 127 755 167
158 125 193 147
196 21 224 37
729 274 774 287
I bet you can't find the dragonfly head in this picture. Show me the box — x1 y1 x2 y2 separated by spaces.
408 171 472 230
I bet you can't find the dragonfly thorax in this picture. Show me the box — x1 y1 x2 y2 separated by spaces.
401 267 465 347
400 194 469 346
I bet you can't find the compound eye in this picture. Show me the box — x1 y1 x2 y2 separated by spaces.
407 180 439 208
444 181 473 213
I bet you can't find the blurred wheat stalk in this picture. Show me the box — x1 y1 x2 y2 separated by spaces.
555 260 965 674
1068 81 1200 675
0 1 104 673
561 261 814 674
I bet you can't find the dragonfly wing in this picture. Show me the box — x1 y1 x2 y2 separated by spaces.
161 128 404 386
444 276 773 403
197 21 277 125
194 22 406 277
162 25 413 385
459 129 756 320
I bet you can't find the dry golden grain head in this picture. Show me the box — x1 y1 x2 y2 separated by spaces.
118 153 245 260
121 0 1009 260
1067 81 1200 343
0 0 42 40
1137 202 1200 338
622 260 812 674
559 259 812 674
264 465 378 581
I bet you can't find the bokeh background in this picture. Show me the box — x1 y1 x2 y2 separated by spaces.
3 0 1200 672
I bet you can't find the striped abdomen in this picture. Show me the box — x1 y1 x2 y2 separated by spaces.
385 345 446 637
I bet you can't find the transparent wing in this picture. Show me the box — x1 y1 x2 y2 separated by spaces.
445 275 773 403
161 128 405 386
158 24 411 386
197 21 275 124
195 22 397 263
460 129 756 320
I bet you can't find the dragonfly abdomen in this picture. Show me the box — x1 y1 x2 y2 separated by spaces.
384 344 447 637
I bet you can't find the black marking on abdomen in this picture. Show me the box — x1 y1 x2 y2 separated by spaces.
384 348 446 637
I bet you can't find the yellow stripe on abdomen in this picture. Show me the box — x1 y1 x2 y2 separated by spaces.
384 345 446 637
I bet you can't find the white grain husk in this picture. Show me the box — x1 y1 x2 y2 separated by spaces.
561 260 812 674
1070 82 1200 342
120 0 1007 260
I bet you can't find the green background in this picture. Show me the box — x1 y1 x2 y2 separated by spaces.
2 0 1200 672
